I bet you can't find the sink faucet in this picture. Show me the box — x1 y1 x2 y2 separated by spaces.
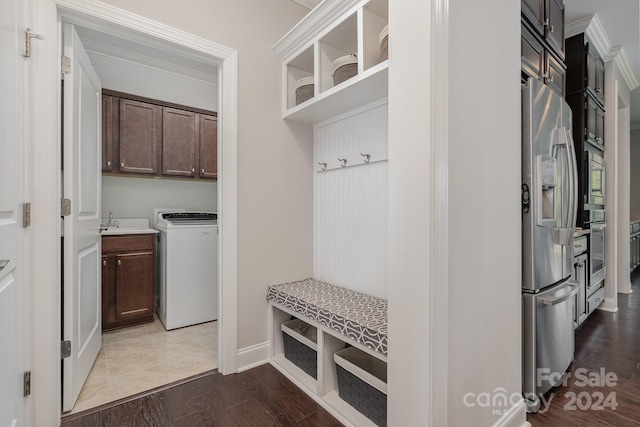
107 212 113 228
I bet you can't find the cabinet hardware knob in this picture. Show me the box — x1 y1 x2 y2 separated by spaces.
107 161 111 167
192 168 195 173
121 162 124 168
103 260 107 267
117 259 121 266
201 169 205 174
596 88 602 93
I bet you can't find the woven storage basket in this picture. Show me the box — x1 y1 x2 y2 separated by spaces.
335 347 387 427
281 319 318 379
379 25 388 61
331 54 358 86
295 77 314 105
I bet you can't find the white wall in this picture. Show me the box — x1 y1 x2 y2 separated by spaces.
447 0 522 425
86 51 218 111
97 0 314 351
102 175 216 224
630 129 640 219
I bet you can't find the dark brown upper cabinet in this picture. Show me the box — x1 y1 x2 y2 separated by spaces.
102 89 217 180
102 95 114 172
586 44 605 106
566 35 606 108
521 0 565 59
199 114 218 180
521 21 565 97
119 99 160 175
162 108 197 177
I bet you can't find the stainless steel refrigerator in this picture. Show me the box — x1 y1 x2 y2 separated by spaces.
522 77 578 412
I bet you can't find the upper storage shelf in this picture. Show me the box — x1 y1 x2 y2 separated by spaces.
274 0 388 124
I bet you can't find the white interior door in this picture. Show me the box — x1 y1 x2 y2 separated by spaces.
0 0 25 425
62 23 103 412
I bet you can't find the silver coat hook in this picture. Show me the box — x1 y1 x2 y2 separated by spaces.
360 153 371 163
338 158 347 167
317 162 327 171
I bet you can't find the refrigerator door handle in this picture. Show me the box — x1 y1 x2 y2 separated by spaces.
564 128 578 230
540 281 579 306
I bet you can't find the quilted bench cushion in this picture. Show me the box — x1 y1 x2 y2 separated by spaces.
267 278 387 355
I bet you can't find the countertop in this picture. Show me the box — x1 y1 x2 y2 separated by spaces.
100 218 158 236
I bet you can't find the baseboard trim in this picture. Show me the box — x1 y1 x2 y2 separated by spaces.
599 297 619 313
492 399 529 427
237 341 270 372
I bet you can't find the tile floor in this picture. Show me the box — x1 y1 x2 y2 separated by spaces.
66 318 218 415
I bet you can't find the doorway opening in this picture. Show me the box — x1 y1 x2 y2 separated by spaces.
53 4 237 416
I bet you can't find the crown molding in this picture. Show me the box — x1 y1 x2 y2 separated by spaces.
273 0 362 60
565 13 639 92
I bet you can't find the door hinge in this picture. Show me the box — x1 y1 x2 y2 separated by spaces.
61 198 71 217
61 56 71 74
61 340 71 359
22 202 31 227
23 28 44 58
23 371 31 396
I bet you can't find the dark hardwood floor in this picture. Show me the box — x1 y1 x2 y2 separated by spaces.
63 272 640 427
528 271 640 426
61 364 342 427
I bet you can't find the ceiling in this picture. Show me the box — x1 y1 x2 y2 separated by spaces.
564 0 640 125
294 0 640 124
73 24 218 84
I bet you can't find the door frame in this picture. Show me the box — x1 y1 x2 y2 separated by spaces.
30 0 238 424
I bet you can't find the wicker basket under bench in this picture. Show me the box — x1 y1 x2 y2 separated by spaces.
267 278 387 427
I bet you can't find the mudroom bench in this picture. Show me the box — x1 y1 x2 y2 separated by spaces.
267 278 387 427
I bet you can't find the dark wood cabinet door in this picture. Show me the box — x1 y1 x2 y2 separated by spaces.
521 23 545 81
546 53 565 97
119 99 160 175
102 95 114 172
102 234 156 330
199 114 218 180
522 0 544 34
586 43 597 97
545 0 564 58
585 96 604 149
162 108 197 177
115 251 155 320
594 58 605 105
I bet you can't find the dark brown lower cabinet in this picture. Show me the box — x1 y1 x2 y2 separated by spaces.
102 234 156 331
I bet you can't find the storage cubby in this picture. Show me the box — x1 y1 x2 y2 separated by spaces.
362 0 388 71
274 0 389 124
318 13 358 93
286 45 315 110
269 303 386 427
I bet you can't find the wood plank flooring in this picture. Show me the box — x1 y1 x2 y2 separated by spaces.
63 272 640 427
528 271 640 426
61 364 342 427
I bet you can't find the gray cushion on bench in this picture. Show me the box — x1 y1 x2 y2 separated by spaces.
267 278 387 355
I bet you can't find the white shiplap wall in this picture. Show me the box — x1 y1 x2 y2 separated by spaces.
314 100 388 299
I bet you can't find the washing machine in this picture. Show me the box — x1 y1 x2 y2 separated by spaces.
155 211 218 330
